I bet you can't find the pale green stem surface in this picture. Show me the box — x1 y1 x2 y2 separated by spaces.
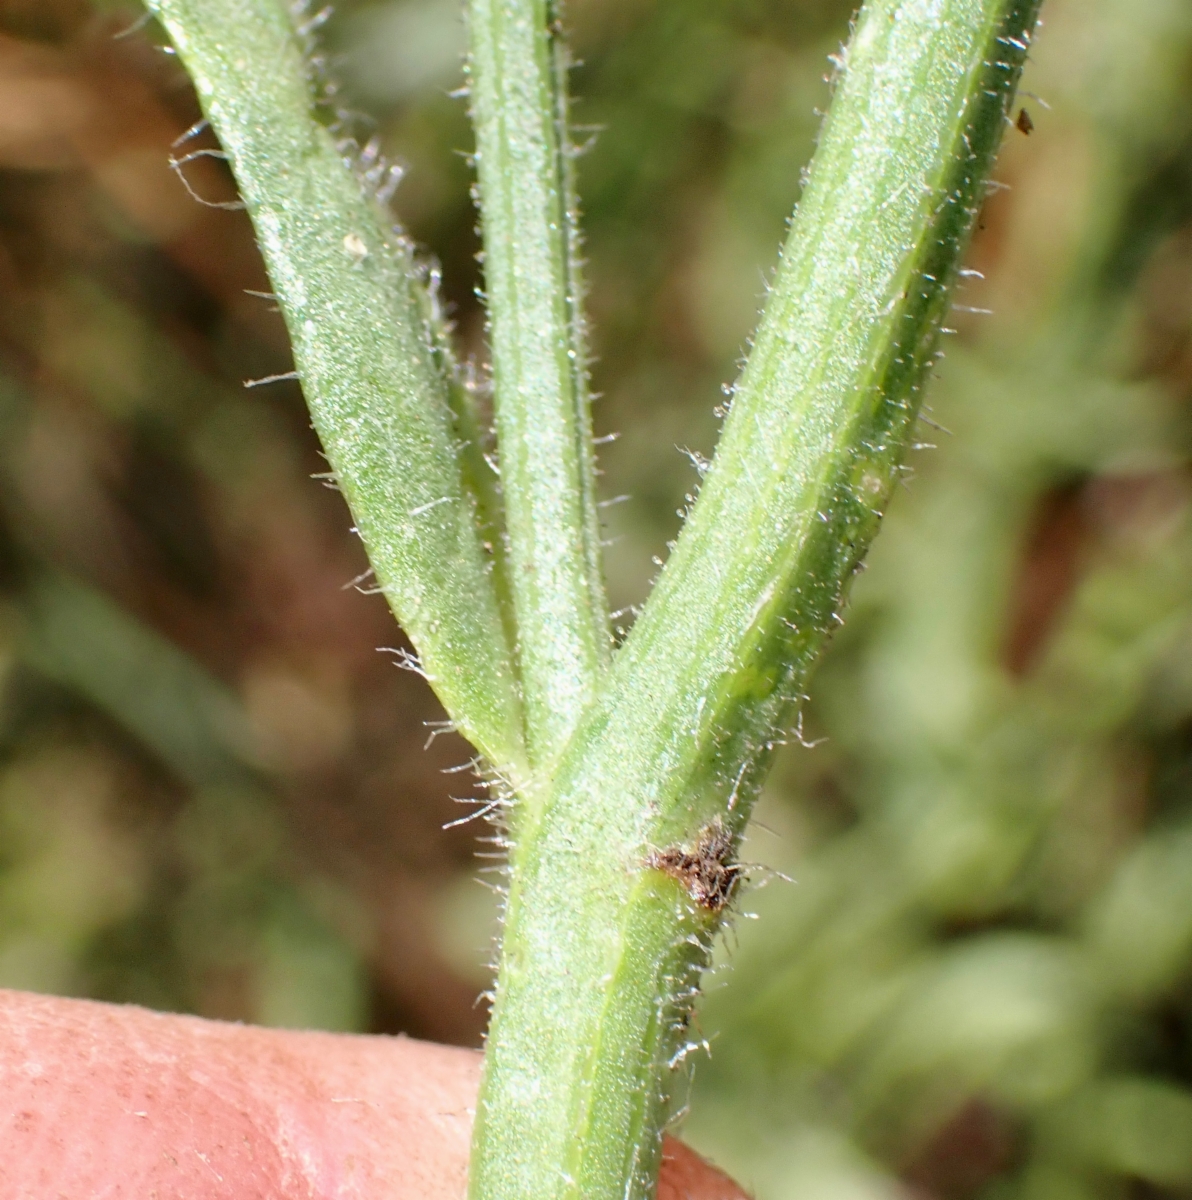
145 0 528 781
469 2 1043 1198
466 0 609 769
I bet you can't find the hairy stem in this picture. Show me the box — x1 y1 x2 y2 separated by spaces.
145 0 529 781
466 0 609 770
469 2 1043 1197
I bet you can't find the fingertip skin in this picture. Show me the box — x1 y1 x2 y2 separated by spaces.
0 988 478 1199
0 990 747 1199
659 1140 751 1200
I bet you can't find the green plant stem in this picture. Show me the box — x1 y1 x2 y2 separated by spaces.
466 0 609 769
469 2 1042 1197
145 0 528 781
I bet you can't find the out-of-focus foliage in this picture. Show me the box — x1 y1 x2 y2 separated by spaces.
0 0 1189 1197
0 0 494 1044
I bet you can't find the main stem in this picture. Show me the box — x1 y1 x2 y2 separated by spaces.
469 2 1042 1198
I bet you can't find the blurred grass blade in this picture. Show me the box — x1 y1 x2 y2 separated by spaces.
470 2 1043 1197
466 0 610 768
20 571 253 790
145 0 528 780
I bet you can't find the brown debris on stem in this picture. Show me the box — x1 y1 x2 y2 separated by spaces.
646 817 741 913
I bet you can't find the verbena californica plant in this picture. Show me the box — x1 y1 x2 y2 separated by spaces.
142 0 1042 1195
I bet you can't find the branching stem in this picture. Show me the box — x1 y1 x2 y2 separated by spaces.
469 3 1042 1197
145 1 1042 1198
145 0 529 783
466 0 610 771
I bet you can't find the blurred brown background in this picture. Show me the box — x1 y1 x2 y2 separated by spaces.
0 1 1191 1198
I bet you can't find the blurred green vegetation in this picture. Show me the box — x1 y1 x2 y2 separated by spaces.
0 0 1189 1197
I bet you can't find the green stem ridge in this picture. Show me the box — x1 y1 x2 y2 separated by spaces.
469 1 1042 1197
466 0 610 769
145 0 528 781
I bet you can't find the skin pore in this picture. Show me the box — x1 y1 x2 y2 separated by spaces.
0 989 745 1198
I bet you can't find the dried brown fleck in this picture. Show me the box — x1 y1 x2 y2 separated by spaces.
1016 107 1034 136
646 818 741 913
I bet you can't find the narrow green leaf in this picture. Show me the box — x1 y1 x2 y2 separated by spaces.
145 0 529 779
470 2 1043 1197
466 0 610 769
